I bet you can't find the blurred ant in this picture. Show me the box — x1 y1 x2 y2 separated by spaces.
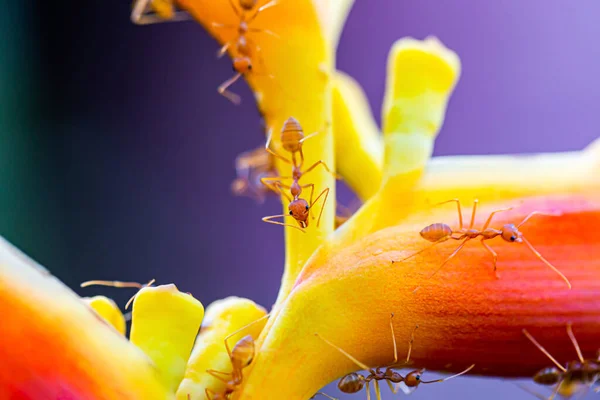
315 314 475 400
231 145 278 203
391 199 571 290
205 314 270 399
212 0 278 104
80 278 155 309
131 0 192 25
260 117 337 232
521 323 600 399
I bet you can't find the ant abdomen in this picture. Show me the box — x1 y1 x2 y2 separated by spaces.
337 373 365 393
420 223 452 242
281 117 305 153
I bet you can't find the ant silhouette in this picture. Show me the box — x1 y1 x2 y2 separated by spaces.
260 117 337 232
212 0 278 104
391 199 571 290
80 278 156 309
204 314 270 399
521 323 600 399
315 314 475 400
231 145 278 203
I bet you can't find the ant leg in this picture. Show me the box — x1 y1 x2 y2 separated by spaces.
514 383 550 400
480 239 500 278
262 214 305 233
312 393 338 400
548 382 561 400
310 188 330 228
522 329 567 372
481 206 514 230
260 177 292 201
365 381 371 400
265 128 292 165
468 199 479 229
80 279 149 288
373 380 382 400
206 369 232 383
314 333 377 375
434 199 464 230
521 237 571 289
218 73 242 105
299 129 323 144
389 313 398 365
216 41 231 58
227 0 241 17
222 313 271 361
205 388 218 400
420 364 475 384
405 325 419 364
428 238 470 280
247 0 278 23
124 278 156 309
386 380 401 394
517 210 562 228
566 322 585 363
301 160 340 180
390 237 450 264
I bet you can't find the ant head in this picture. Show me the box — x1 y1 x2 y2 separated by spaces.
533 367 562 386
289 199 309 226
239 0 257 11
233 57 252 74
501 223 523 243
404 369 425 387
337 372 365 393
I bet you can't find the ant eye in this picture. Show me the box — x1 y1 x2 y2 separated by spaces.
305 205 309 210
248 64 252 70
289 210 293 215
510 236 516 242
416 375 421 381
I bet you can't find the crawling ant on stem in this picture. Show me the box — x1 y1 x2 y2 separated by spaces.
391 199 571 290
260 117 337 232
204 314 270 399
212 0 278 104
315 313 475 400
80 278 156 309
521 323 600 399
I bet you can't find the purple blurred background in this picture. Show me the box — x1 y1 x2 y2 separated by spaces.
3 0 599 399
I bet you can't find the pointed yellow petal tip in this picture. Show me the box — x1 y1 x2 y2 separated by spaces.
83 295 126 335
383 36 461 138
177 297 267 400
130 284 205 392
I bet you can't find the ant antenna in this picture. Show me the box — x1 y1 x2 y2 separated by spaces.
522 329 567 372
565 322 585 363
419 364 476 384
314 333 374 374
521 237 571 289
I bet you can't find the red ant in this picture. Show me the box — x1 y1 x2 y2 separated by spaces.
391 199 571 290
204 314 270 399
315 314 475 400
130 0 192 25
212 0 278 104
260 117 337 232
80 278 156 309
521 323 600 399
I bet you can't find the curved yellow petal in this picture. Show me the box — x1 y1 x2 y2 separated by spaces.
332 71 382 201
0 236 171 400
83 295 126 335
130 285 205 392
177 297 267 399
335 36 461 243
